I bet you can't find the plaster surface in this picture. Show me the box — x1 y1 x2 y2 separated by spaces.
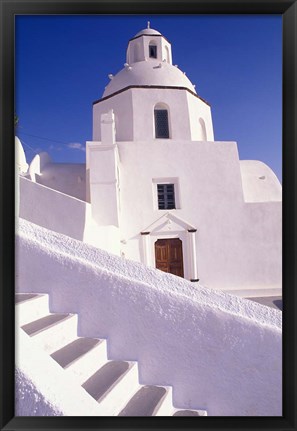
16 218 282 416
93 88 213 143
29 152 52 182
16 136 28 174
103 60 196 98
114 140 282 289
19 176 120 255
239 160 282 202
15 325 107 416
19 176 87 241
36 162 86 201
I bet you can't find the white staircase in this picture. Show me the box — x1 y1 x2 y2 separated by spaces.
16 293 207 417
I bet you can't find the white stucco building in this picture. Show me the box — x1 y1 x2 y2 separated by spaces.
18 25 282 295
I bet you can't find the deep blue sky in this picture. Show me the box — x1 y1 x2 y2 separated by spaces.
15 15 282 181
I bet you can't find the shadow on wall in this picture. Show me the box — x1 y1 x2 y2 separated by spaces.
273 300 282 311
249 296 283 311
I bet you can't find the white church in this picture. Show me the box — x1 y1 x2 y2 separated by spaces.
17 24 282 296
15 24 282 417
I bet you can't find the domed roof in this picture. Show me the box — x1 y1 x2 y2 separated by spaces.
103 60 196 98
134 27 162 37
15 136 28 173
239 160 282 202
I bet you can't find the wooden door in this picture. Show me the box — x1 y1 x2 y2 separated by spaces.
155 238 184 278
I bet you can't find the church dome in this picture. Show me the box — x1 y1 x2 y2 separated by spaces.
102 26 198 98
134 27 162 37
103 60 196 98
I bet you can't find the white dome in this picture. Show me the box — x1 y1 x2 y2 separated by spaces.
239 160 282 202
134 28 162 37
15 136 28 173
103 60 196 98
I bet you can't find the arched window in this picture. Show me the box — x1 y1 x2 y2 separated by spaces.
199 118 207 141
149 41 157 58
165 46 170 63
154 104 170 139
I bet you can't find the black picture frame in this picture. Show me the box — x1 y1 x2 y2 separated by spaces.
0 0 296 430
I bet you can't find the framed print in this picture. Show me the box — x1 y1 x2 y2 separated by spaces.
1 0 296 430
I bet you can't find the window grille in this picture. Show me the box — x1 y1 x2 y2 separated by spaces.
149 45 157 58
157 184 175 209
154 109 169 138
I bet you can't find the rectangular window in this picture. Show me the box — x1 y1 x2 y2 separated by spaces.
157 184 175 209
154 110 169 138
149 45 157 58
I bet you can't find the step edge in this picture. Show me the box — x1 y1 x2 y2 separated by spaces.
172 407 208 416
15 293 48 305
55 338 106 370
152 386 172 416
95 361 137 404
22 313 76 337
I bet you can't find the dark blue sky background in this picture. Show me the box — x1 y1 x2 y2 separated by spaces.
15 15 282 181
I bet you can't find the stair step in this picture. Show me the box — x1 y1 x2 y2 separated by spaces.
51 337 108 384
21 313 78 354
119 385 170 416
51 337 101 368
15 293 49 326
82 361 140 416
22 313 71 336
15 293 39 304
16 294 208 417
173 409 205 416
82 360 130 401
153 386 174 416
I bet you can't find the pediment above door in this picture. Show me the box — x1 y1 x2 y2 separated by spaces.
141 212 196 235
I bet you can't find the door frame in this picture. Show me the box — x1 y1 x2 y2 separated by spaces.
154 237 184 278
141 230 191 280
140 212 199 282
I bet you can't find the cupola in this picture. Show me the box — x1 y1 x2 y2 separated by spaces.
126 22 172 65
94 25 214 143
102 24 196 98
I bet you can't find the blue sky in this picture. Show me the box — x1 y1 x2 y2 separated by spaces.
15 15 282 181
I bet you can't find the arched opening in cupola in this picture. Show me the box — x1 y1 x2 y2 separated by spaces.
165 45 170 63
199 117 207 141
149 41 157 58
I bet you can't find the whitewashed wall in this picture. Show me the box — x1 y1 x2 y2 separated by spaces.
16 219 282 416
186 91 214 141
240 160 282 202
19 177 120 256
35 163 86 201
93 91 134 142
29 152 52 182
116 140 282 290
19 176 87 241
15 327 105 416
93 88 213 143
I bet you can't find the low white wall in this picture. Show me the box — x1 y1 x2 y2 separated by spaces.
19 177 120 255
19 176 87 241
36 163 87 201
16 219 282 416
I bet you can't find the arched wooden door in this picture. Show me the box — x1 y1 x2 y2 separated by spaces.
155 238 184 278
